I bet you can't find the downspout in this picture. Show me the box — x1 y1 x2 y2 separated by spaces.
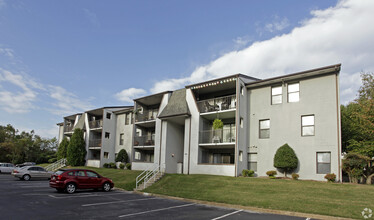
335 73 342 182
159 120 163 168
188 117 191 175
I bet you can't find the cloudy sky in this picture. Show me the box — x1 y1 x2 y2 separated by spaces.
0 0 373 138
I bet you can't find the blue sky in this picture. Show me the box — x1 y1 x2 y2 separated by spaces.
1 0 374 138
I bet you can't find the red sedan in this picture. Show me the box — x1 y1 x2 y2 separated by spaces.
49 169 114 193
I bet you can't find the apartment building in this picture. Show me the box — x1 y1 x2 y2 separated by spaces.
130 64 342 181
57 106 133 168
57 64 341 181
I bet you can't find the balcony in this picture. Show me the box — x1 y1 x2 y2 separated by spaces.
89 138 102 148
199 128 236 144
89 120 103 129
64 125 74 133
197 95 236 114
134 134 155 146
135 109 158 123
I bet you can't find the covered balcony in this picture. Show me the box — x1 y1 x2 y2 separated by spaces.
89 138 102 149
197 95 236 113
89 120 103 129
199 127 236 145
134 134 155 147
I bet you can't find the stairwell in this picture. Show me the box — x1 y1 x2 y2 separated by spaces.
135 163 165 191
45 158 67 172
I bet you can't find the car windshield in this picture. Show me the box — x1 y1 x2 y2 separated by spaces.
55 170 65 175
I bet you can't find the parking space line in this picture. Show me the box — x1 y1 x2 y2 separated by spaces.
211 209 243 220
48 192 127 199
82 197 159 207
118 203 195 218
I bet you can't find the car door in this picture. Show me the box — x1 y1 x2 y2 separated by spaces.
28 167 40 178
6 164 15 173
75 170 89 188
86 171 101 188
37 167 51 179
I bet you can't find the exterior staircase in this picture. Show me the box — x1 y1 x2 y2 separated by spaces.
45 158 67 172
135 163 165 191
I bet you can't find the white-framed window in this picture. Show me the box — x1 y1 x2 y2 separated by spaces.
288 82 299 102
248 153 257 172
119 133 124 145
239 151 243 162
240 86 244 96
271 86 282 104
259 119 270 139
240 117 244 128
302 115 315 136
135 151 141 160
106 113 111 119
125 113 130 125
104 152 109 159
317 152 331 174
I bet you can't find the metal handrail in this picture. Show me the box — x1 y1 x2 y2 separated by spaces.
135 163 165 190
45 158 67 171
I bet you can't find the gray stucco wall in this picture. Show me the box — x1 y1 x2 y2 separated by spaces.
115 113 133 162
236 78 248 176
163 121 184 173
101 109 117 166
248 74 341 181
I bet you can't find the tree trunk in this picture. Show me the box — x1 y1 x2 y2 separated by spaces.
366 173 374 184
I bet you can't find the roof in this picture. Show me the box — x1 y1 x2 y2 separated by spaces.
113 107 134 115
158 88 190 119
185 73 259 88
246 64 341 88
85 106 133 113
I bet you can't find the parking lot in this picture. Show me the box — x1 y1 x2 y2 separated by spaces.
0 174 305 220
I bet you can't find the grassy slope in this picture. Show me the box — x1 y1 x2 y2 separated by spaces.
67 166 142 191
144 174 374 219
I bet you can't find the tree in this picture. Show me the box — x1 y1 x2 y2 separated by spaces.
57 138 69 160
115 149 128 163
342 152 370 183
67 128 86 166
273 143 298 177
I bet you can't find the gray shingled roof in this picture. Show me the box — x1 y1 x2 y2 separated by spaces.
158 88 190 118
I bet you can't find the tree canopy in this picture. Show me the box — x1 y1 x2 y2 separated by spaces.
67 128 86 166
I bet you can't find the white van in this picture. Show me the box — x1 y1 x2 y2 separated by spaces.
0 163 15 173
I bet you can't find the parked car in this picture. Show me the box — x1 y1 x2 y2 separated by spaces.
15 162 36 168
11 166 53 181
49 169 114 193
0 163 15 173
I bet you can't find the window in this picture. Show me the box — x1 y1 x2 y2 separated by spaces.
271 86 282 104
119 133 124 145
125 113 130 125
68 171 74 176
135 151 141 160
317 152 331 174
106 113 111 119
288 83 299 102
105 132 110 138
239 151 243 162
86 171 99 178
240 117 244 128
248 153 257 172
104 152 109 159
302 115 315 136
240 86 244 96
259 119 270 139
76 171 85 176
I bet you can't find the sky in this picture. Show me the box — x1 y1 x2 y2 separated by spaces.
0 0 373 138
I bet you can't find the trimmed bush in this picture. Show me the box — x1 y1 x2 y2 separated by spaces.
119 163 125 169
266 170 277 178
115 149 129 163
66 128 86 166
292 173 299 180
324 173 336 182
125 163 131 170
109 162 117 169
103 163 109 168
273 143 298 177
242 169 254 177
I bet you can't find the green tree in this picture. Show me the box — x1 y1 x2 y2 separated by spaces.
57 138 70 160
115 149 128 163
342 152 370 183
67 128 86 166
273 143 298 177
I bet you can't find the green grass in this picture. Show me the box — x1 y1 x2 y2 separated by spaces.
144 174 374 219
67 166 142 191
37 163 50 168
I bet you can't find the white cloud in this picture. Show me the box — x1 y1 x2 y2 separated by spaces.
0 68 38 113
83 8 100 27
115 88 147 103
149 0 374 104
0 48 14 58
48 85 93 115
265 16 290 33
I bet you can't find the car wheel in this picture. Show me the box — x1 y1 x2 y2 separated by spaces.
102 182 111 192
66 183 76 194
23 174 31 181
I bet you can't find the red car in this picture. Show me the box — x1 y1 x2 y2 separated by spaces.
49 169 114 193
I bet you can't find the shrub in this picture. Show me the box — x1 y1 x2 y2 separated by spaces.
125 163 131 170
266 170 277 178
103 163 109 168
342 152 370 183
66 128 86 166
115 149 129 163
324 173 336 182
119 163 125 169
213 119 224 130
48 158 57 163
242 169 255 177
292 173 299 180
109 162 117 169
273 143 298 177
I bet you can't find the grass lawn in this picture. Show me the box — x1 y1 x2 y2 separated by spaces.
144 174 374 219
67 166 142 191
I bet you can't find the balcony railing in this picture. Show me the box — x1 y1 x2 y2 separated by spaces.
135 109 158 123
89 120 103 129
134 134 155 146
64 125 74 132
197 95 236 113
199 128 236 144
89 139 102 148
